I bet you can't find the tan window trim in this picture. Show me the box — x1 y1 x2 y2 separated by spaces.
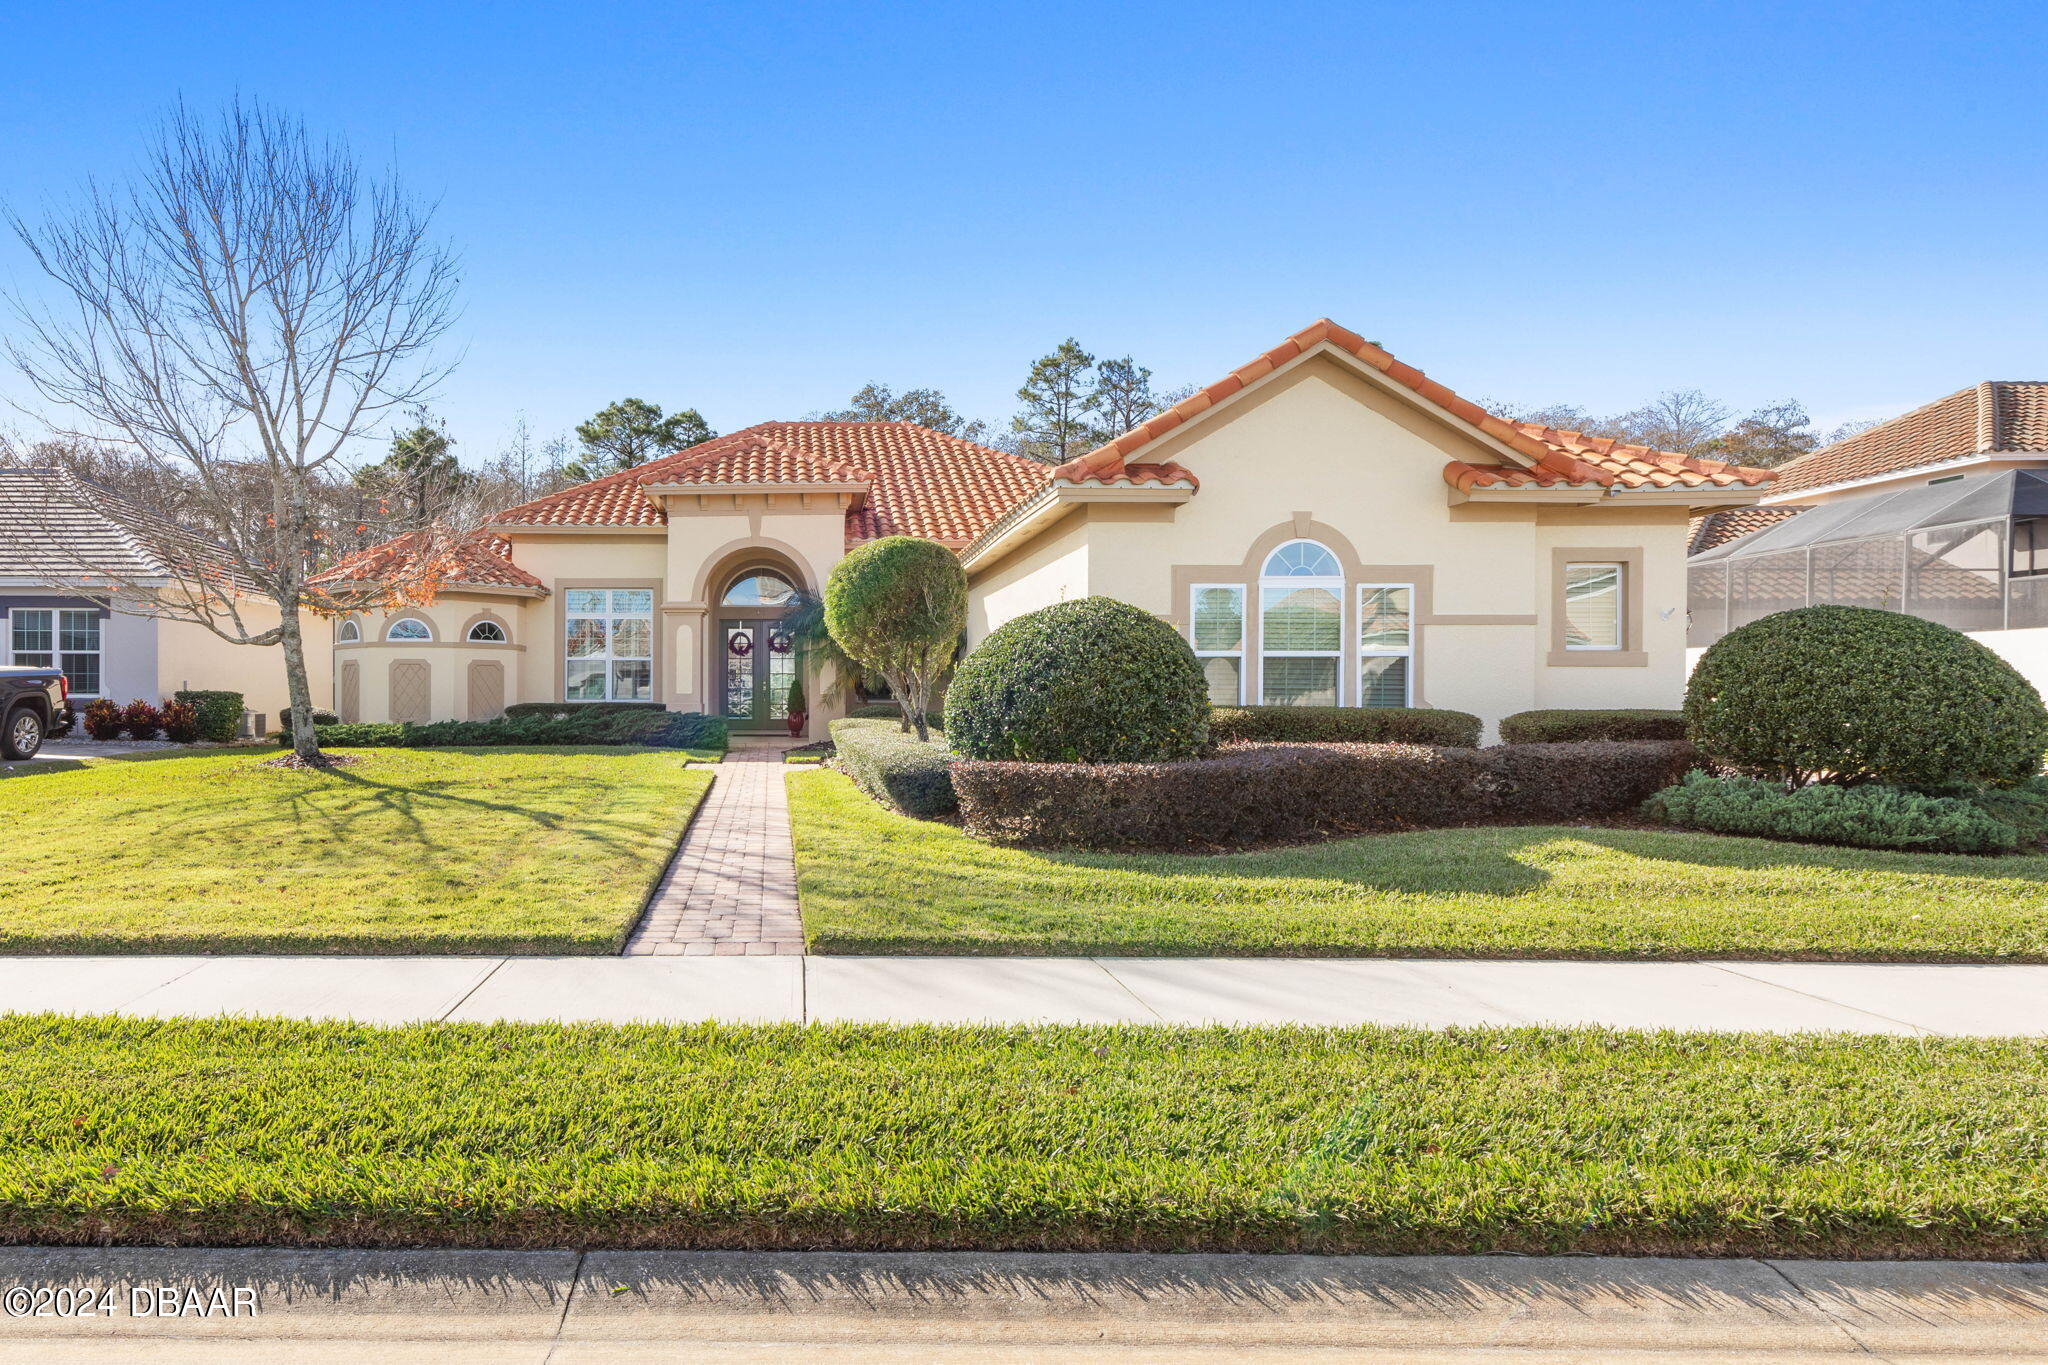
1549 547 1647 667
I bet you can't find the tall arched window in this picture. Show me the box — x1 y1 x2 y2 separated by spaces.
386 618 433 642
1259 540 1342 707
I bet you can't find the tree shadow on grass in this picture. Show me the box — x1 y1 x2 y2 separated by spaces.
1008 823 2048 899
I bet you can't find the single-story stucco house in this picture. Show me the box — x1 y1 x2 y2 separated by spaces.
315 319 1777 738
1688 380 2048 688
0 466 328 727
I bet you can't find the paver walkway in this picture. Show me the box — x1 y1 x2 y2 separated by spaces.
622 738 805 957
5 955 2045 1034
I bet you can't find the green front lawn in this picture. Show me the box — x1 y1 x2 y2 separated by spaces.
0 748 710 954
2 1015 2043 1257
791 769 2048 960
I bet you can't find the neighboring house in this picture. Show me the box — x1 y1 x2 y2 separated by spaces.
1687 382 2048 684
314 319 1777 737
0 467 328 727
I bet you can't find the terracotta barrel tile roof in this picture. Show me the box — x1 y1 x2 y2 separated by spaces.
310 531 546 592
1052 318 1774 495
489 421 1048 549
1770 382 2048 495
1686 505 1812 555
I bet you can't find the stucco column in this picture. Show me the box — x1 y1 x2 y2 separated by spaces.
662 602 710 712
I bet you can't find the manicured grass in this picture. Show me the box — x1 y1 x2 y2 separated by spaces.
0 1015 2042 1257
790 769 2048 961
0 748 709 954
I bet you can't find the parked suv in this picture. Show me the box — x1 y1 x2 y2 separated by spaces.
0 666 68 760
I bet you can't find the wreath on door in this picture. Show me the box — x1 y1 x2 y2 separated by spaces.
727 633 753 657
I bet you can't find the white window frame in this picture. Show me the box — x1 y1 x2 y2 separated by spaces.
1258 539 1346 707
563 588 654 702
8 607 104 698
1188 583 1246 705
385 617 434 642
1563 562 1626 651
1357 582 1414 707
466 620 507 643
336 619 361 644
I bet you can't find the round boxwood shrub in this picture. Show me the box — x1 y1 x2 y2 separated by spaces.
947 596 1210 763
1685 605 2048 787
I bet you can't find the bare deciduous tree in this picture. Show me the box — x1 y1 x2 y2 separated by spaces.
5 100 464 763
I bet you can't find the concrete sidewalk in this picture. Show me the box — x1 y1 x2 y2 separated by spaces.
0 1247 2044 1360
3 954 2044 1034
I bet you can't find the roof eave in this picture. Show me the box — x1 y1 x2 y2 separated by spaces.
1454 484 1771 508
484 523 670 536
1762 451 2048 503
960 482 1195 572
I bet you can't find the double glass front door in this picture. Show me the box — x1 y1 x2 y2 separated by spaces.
720 618 796 729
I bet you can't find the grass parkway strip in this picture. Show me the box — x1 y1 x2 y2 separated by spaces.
0 1015 2044 1259
0 748 711 955
789 769 2048 961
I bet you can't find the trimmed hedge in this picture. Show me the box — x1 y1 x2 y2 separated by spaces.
1645 772 2020 855
954 740 1696 849
947 597 1210 763
502 701 668 718
849 701 944 728
313 710 726 750
1498 709 1688 744
174 689 243 743
830 718 956 818
1209 705 1480 748
1686 605 2048 788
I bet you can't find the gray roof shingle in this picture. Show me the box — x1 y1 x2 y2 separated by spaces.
0 466 174 580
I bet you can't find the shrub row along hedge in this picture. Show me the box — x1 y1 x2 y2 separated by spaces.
1209 705 1481 748
173 689 244 743
829 718 956 818
1497 709 1687 744
955 740 1696 849
1643 772 2036 855
502 700 669 718
314 710 726 750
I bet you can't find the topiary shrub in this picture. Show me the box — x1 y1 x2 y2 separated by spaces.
1209 705 1481 748
824 536 966 742
1686 605 2048 788
1499 709 1688 744
830 717 956 817
947 597 1210 764
1644 772 2019 854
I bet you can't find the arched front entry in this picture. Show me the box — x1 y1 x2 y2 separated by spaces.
713 561 805 733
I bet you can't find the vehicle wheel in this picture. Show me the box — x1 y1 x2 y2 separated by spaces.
2 706 44 760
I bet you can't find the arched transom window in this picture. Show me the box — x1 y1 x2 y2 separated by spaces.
1259 540 1343 707
721 572 796 607
466 620 507 643
385 618 433 642
336 619 361 644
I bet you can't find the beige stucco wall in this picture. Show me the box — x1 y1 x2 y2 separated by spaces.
156 602 333 728
968 353 1701 737
328 594 533 723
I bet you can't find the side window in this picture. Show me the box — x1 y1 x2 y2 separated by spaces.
1189 585 1245 706
1562 563 1624 650
1358 585 1413 707
467 621 507 643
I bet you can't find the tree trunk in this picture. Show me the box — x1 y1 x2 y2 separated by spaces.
277 605 322 762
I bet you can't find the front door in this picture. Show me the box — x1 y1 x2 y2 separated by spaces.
719 618 798 731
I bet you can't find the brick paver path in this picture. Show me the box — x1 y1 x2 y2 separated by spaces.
623 739 805 956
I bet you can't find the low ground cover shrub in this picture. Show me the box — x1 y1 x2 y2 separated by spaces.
313 710 726 751
267 710 341 740
849 700 944 727
173 689 244 743
80 699 124 741
830 717 956 817
1498 709 1687 744
1686 606 2048 787
1209 705 1480 748
948 597 1210 763
955 739 1695 849
1645 772 2020 855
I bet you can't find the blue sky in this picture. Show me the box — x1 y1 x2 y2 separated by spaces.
4 0 2044 464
